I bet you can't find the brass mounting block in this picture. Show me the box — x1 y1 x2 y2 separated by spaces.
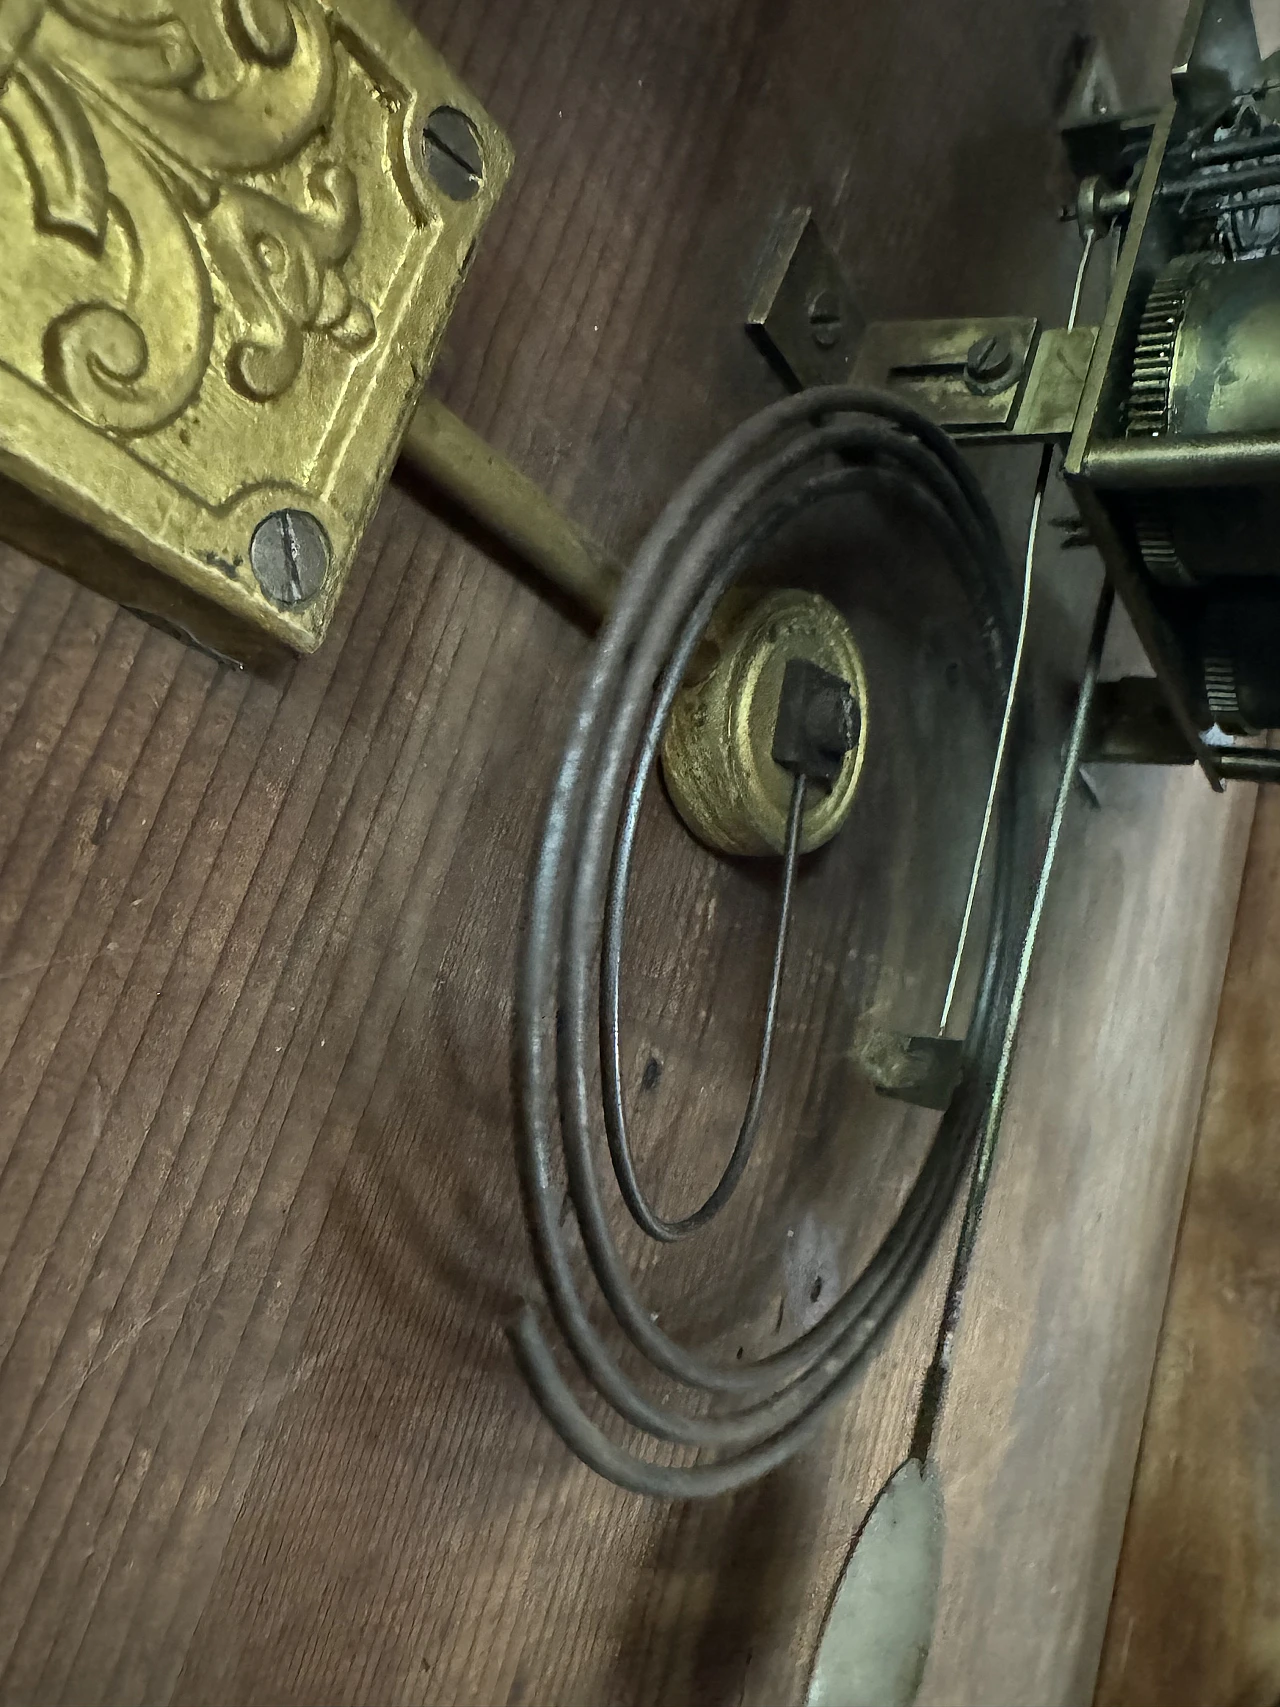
0 0 511 665
661 588 869 856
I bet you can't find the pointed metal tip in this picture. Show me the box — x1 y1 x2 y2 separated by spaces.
805 1459 945 1707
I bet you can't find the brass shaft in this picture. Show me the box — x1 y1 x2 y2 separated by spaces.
401 395 619 621
403 395 869 857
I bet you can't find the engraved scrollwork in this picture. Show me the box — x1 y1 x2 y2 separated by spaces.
1 52 107 243
41 106 214 433
0 1 46 78
49 1 202 90
206 161 374 401
0 0 377 434
225 0 298 69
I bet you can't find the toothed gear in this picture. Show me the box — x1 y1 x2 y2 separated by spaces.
1125 258 1214 586
1203 647 1250 734
1202 600 1255 734
1127 255 1207 437
1131 497 1193 587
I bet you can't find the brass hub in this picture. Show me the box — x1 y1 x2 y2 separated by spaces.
661 589 868 857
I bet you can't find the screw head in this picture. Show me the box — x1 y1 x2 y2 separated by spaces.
808 287 844 350
251 510 331 607
964 332 1019 393
423 107 484 202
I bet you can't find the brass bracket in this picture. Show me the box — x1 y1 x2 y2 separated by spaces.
1085 677 1198 766
851 320 1097 443
747 210 866 391
661 589 870 857
0 1 511 666
858 1030 966 1112
747 211 1095 443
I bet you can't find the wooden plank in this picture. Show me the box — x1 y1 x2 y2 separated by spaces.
1096 786 1280 1707
918 755 1253 1707
0 0 1252 1703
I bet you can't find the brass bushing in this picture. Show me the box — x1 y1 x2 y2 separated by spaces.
661 589 868 857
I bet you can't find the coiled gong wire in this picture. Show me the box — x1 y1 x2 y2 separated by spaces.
512 384 1042 1498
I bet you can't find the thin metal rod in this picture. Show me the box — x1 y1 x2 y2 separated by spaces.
1181 186 1280 215
401 394 620 621
1085 431 1280 488
913 580 1115 1463
602 765 806 1243
1161 161 1280 199
938 231 1097 1032
1067 227 1099 330
754 771 808 1097
1178 131 1280 167
939 448 1050 1028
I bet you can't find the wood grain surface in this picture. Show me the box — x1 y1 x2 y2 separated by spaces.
0 0 1255 1703
1096 785 1280 1707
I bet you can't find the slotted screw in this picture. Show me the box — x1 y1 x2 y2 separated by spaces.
965 332 1022 393
423 107 485 202
251 510 331 607
808 288 844 350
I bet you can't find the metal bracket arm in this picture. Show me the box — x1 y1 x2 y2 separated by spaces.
850 321 1097 443
747 211 1094 442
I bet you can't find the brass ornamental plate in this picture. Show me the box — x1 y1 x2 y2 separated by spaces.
0 0 511 660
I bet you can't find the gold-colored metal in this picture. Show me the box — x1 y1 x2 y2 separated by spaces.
0 0 510 663
1006 327 1098 440
402 396 620 621
748 218 1095 445
403 403 868 860
1168 252 1280 438
661 589 868 858
849 319 1098 443
1065 97 1225 780
404 402 867 861
851 317 1040 430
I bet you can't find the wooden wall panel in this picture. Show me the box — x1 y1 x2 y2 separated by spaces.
1097 787 1280 1707
0 0 1253 1703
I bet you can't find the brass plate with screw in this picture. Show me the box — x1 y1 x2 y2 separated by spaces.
661 589 869 857
747 210 866 391
0 0 511 663
747 211 1094 445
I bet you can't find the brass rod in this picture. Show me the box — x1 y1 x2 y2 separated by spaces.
401 395 619 622
1214 747 1280 783
1085 431 1280 488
